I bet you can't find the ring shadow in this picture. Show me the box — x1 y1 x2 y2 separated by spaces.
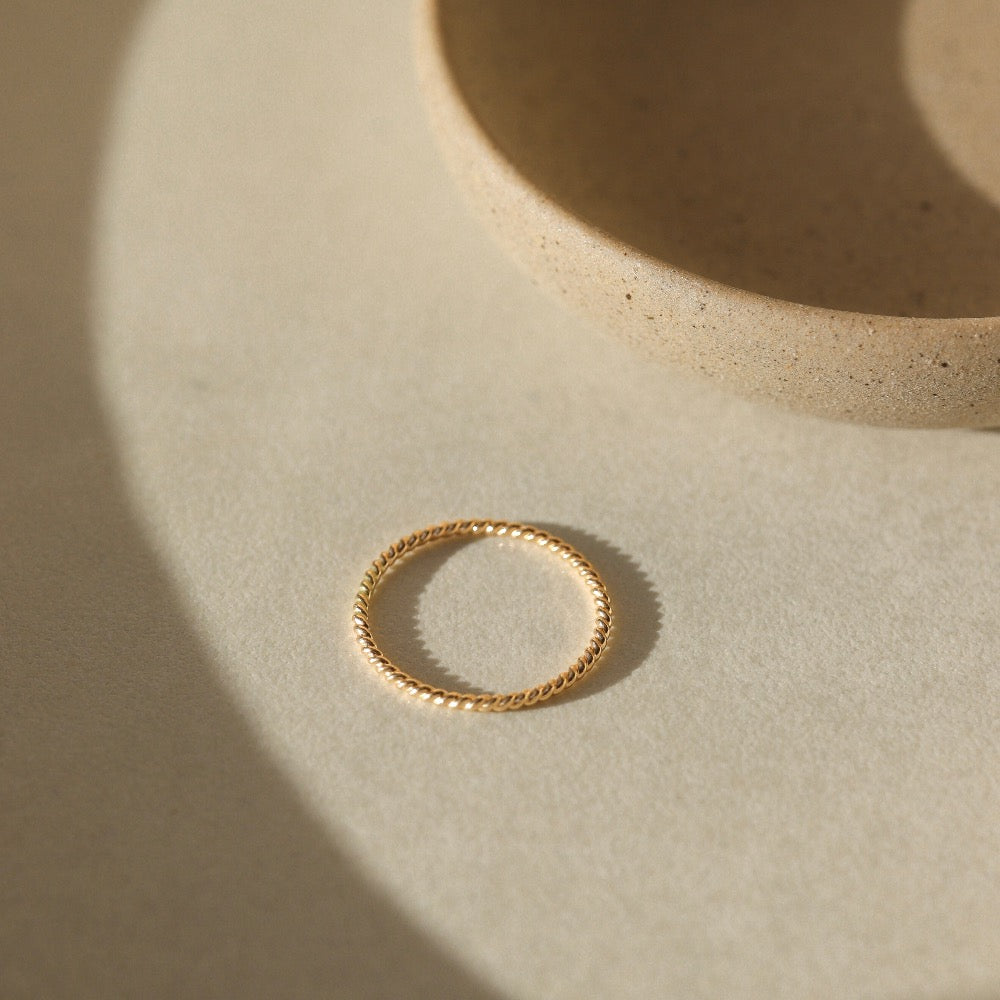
438 0 1000 318
367 525 662 704
537 523 662 703
1 3 506 998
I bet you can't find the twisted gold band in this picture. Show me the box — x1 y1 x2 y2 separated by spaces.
351 520 613 712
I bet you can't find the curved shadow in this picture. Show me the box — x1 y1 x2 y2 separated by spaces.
438 0 1000 317
535 524 661 703
1 4 505 997
369 527 660 703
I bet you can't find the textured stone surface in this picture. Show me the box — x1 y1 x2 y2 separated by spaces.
420 0 1000 426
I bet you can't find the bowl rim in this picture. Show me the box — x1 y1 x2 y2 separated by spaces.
415 0 1000 427
417 0 1000 329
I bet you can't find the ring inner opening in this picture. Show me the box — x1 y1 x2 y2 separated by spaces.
369 536 595 694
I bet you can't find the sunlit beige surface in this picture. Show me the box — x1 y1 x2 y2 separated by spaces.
4 2 999 998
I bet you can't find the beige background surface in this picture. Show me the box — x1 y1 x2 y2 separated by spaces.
3 2 999 998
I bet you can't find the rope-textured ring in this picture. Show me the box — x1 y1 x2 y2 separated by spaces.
351 519 614 711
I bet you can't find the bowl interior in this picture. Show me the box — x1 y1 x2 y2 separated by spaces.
437 0 1000 318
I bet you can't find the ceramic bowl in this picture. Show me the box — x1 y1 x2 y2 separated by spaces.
416 0 1000 427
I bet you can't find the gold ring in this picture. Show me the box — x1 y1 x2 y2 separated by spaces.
351 520 614 711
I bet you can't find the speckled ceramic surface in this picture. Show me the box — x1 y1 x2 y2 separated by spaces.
417 0 1000 427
